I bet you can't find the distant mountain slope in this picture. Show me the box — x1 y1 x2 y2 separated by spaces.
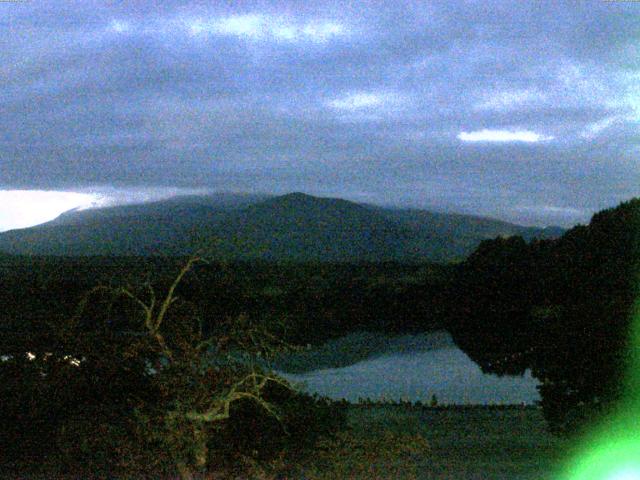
0 192 563 262
47 192 269 226
377 208 564 261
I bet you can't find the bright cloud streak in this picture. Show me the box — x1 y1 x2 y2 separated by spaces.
108 20 131 34
457 129 555 143
327 92 405 113
79 186 211 208
188 14 347 43
514 204 587 225
329 93 383 110
211 14 264 38
301 22 346 42
0 190 99 232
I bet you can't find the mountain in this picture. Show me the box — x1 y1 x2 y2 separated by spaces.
0 192 564 262
47 192 269 227
374 207 563 261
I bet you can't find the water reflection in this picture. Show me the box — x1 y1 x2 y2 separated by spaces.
281 333 540 405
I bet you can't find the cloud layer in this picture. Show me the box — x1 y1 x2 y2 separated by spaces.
1 0 639 226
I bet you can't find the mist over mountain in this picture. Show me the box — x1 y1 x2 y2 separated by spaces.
0 192 563 262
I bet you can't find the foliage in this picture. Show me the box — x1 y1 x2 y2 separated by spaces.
446 198 640 434
0 257 346 478
447 235 542 375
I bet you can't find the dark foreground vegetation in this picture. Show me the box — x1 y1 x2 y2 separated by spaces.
0 257 348 478
0 197 638 477
0 257 449 476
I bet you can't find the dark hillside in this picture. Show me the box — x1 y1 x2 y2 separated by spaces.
0 193 562 262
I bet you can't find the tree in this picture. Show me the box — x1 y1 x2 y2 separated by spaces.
447 235 542 376
0 256 344 478
445 198 640 434
77 256 300 478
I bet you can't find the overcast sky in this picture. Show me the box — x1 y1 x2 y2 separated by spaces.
1 0 639 228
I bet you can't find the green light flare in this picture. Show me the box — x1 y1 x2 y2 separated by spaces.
609 469 640 480
559 409 640 480
561 265 640 479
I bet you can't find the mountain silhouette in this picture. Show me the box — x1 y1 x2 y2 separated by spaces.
0 192 563 262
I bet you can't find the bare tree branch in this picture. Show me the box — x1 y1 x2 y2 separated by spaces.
155 256 201 332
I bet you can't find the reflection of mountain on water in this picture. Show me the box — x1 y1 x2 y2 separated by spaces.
278 331 540 405
275 330 455 374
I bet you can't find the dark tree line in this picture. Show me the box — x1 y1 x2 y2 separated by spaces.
446 198 640 433
0 258 449 347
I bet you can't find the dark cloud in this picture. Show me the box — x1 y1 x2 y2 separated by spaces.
1 0 638 226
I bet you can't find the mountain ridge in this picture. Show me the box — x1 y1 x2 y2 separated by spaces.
0 192 564 262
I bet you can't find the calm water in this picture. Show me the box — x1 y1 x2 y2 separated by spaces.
280 332 540 404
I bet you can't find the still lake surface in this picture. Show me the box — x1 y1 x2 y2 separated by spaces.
279 331 540 405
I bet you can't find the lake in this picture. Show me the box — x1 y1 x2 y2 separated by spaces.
278 331 540 405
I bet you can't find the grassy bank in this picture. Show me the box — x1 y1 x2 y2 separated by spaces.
1 404 567 479
297 404 566 480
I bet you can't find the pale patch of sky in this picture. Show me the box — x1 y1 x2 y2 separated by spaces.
457 129 555 143
514 204 586 217
187 14 348 43
555 61 620 110
327 91 406 113
329 92 384 110
475 89 547 111
108 19 131 34
76 186 213 209
0 187 213 232
581 115 627 139
0 191 99 232
620 75 640 122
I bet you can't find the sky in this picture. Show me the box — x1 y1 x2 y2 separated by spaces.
1 0 639 230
